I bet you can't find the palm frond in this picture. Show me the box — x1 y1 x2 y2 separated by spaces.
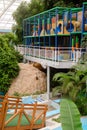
60 99 82 130
69 87 79 101
52 86 62 96
80 75 87 83
53 73 68 81
62 81 73 94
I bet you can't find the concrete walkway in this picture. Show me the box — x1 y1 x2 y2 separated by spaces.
39 115 61 130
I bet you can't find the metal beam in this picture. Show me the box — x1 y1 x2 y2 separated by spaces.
0 0 16 18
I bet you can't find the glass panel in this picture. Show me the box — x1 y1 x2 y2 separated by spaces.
0 0 31 31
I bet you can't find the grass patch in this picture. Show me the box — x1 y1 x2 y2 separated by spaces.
52 116 60 123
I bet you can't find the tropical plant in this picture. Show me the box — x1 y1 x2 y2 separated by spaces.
43 0 75 10
60 99 82 130
79 35 87 62
52 69 87 101
0 32 18 45
3 32 18 45
43 0 58 10
81 35 87 48
0 33 23 62
0 34 20 93
52 62 87 115
54 0 74 7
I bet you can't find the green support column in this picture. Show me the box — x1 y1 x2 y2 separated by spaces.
72 38 74 51
76 36 79 49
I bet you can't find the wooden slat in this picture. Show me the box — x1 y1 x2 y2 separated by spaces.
0 94 48 130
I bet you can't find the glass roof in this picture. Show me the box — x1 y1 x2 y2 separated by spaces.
0 0 31 32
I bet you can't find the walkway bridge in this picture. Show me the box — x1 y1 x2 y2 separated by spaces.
15 45 86 99
16 45 83 69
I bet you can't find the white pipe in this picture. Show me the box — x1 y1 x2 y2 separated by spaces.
47 66 50 100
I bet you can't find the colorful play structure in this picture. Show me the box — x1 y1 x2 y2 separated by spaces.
23 2 87 51
21 2 87 65
17 2 87 101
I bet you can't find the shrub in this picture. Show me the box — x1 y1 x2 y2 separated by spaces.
0 35 20 93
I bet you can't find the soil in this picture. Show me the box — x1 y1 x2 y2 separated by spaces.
8 63 47 96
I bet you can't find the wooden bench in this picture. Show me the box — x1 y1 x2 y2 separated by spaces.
0 97 48 130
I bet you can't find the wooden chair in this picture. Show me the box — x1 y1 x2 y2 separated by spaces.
0 98 48 130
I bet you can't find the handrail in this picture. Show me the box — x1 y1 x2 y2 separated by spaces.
15 45 86 63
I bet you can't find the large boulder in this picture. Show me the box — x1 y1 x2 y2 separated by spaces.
8 63 46 96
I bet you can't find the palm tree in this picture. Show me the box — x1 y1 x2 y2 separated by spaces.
52 64 87 101
52 62 87 115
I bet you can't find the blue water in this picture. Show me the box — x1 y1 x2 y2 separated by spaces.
53 117 87 130
21 97 87 130
22 96 35 104
22 96 44 104
81 117 87 130
46 109 60 118
53 99 61 103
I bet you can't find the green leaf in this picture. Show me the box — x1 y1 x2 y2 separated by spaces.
60 99 82 130
53 73 69 82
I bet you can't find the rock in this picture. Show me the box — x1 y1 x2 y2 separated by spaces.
33 62 45 71
8 63 46 96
